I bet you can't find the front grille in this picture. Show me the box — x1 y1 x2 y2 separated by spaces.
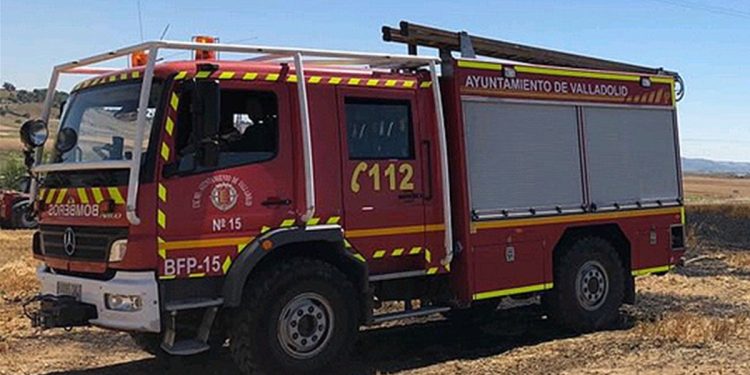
40 225 128 262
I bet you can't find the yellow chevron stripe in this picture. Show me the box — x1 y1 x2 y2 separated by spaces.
91 188 104 204
76 188 89 204
242 72 258 80
107 187 125 204
157 209 166 229
170 93 179 111
45 189 57 204
158 183 167 203
165 117 174 136
218 71 236 79
55 189 67 204
174 71 188 80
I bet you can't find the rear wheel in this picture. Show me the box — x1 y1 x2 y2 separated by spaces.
230 258 358 375
546 237 625 332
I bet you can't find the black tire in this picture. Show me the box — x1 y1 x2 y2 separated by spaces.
546 236 625 332
11 201 37 229
230 258 359 375
129 332 165 357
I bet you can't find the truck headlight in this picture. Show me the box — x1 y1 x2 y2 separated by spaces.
104 293 142 312
109 239 128 262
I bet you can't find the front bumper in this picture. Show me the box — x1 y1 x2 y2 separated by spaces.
37 266 161 332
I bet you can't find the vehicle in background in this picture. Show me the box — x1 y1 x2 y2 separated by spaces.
0 176 38 229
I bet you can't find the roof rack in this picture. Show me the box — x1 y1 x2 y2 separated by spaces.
382 21 681 79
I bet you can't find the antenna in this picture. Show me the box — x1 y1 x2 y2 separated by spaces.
159 24 170 40
136 0 144 41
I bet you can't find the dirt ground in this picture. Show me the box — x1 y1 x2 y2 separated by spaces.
1 203 749 374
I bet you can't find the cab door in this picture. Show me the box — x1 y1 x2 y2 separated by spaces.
155 79 295 279
338 88 429 275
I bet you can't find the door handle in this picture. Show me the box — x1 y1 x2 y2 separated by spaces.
398 192 424 200
261 197 292 207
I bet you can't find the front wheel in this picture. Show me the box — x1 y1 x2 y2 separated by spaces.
230 258 359 375
12 201 37 229
545 237 625 332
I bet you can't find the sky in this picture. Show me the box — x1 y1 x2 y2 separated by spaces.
1 0 748 162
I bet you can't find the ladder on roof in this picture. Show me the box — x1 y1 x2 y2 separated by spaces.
382 21 684 100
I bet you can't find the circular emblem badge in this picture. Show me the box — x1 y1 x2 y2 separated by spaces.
210 182 238 212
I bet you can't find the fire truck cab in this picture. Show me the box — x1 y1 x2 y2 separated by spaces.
22 22 686 374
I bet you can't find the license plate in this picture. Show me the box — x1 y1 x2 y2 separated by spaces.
57 281 82 301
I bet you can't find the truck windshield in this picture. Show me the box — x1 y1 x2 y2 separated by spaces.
52 81 162 164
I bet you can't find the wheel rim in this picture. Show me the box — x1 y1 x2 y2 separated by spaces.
277 292 334 360
575 260 609 311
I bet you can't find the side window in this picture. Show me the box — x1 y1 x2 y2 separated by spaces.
174 89 278 172
345 98 414 160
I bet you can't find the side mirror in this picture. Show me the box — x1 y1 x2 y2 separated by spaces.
191 79 220 168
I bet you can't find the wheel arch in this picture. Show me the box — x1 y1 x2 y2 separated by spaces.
222 226 369 313
552 223 634 303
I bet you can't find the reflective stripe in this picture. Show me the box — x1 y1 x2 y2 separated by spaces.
457 60 502 71
373 250 386 258
280 218 295 227
346 223 444 238
473 282 554 300
347 78 361 85
218 71 235 79
44 189 56 204
326 216 341 225
402 80 416 88
158 183 167 202
242 72 258 80
174 71 188 80
106 187 124 204
170 93 179 111
474 207 682 231
55 189 67 204
222 256 232 274
391 248 404 257
265 73 279 81
76 188 89 204
328 77 342 85
419 81 432 88
306 217 321 226
309 76 322 84
160 143 170 161
515 65 640 82
91 188 104 203
631 265 673 276
366 79 379 86
195 71 212 79
165 117 175 136
157 210 166 229
385 79 398 87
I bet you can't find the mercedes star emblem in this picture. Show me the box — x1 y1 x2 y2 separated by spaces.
63 227 76 256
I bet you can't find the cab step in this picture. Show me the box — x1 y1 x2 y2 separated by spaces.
161 299 221 356
161 338 211 356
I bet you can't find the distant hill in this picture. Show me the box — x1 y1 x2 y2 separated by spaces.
682 157 750 175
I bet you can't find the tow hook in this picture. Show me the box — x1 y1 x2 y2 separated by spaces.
23 294 97 330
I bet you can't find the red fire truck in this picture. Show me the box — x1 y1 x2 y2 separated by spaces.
22 22 686 374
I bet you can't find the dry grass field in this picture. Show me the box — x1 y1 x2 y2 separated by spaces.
0 179 749 374
684 175 750 204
